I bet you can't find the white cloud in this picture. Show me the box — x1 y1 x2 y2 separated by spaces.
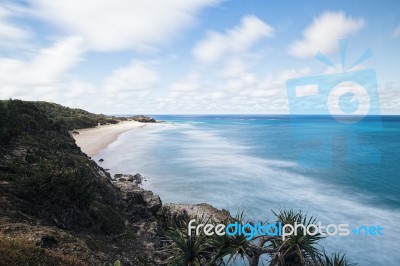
103 61 159 92
324 64 366 74
64 80 97 98
170 71 201 93
252 68 312 98
0 36 85 98
193 15 274 63
31 0 221 52
221 73 258 94
65 60 161 113
218 57 248 78
152 66 312 114
393 24 400 38
378 82 400 113
0 6 32 47
289 11 364 58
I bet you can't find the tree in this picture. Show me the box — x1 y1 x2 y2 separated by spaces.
161 209 355 266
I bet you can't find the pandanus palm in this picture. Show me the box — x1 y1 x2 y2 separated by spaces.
267 209 324 266
313 250 356 266
161 215 214 266
209 212 252 265
161 209 355 266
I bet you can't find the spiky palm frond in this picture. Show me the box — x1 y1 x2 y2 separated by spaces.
164 229 210 265
268 209 324 266
160 209 356 266
208 211 252 265
161 215 214 266
312 250 356 266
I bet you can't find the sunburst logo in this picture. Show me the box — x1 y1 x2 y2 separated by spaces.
316 39 376 123
286 39 381 167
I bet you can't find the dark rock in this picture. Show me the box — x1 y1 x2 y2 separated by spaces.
112 180 162 219
158 203 231 229
129 115 157 123
133 173 143 184
98 158 104 162
37 235 58 248
114 174 123 179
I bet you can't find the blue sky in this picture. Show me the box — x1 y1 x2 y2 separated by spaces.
0 0 399 114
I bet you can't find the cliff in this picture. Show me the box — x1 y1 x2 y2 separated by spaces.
0 100 227 265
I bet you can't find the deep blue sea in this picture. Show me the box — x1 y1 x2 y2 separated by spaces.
95 115 400 265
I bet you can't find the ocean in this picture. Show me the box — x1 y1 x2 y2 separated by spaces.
94 115 400 265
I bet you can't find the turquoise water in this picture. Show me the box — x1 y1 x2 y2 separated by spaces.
95 115 400 265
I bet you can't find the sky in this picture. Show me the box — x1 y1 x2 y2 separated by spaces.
0 0 399 114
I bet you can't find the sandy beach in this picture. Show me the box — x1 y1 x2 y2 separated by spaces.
73 121 145 157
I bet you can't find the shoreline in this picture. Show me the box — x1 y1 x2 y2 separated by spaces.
72 120 146 157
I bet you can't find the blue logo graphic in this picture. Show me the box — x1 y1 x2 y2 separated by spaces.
339 92 359 113
188 219 384 240
286 39 382 167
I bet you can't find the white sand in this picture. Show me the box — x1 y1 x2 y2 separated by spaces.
72 121 145 157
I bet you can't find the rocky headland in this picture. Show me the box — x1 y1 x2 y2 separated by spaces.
0 100 229 265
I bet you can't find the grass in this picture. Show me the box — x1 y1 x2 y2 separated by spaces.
0 234 86 266
85 238 109 253
123 228 137 240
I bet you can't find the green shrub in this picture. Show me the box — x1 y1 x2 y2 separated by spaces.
92 204 125 235
18 155 96 208
0 99 126 234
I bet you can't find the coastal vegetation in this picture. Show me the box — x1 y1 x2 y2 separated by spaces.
0 99 125 233
0 99 354 265
162 210 354 266
0 100 160 264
